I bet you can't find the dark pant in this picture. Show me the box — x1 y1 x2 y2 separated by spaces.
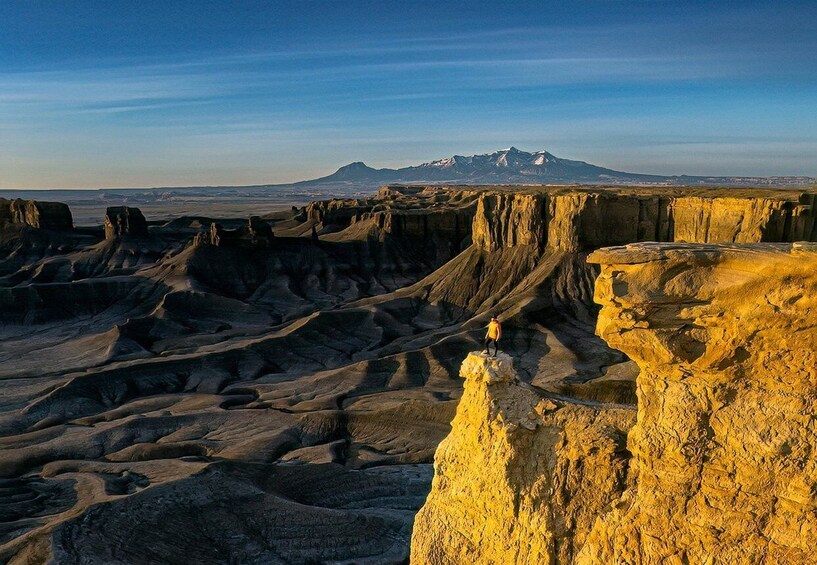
484 337 498 355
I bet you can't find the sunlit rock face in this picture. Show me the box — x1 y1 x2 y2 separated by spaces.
472 193 548 250
412 242 817 565
471 189 817 252
0 198 73 231
580 242 817 564
410 352 635 564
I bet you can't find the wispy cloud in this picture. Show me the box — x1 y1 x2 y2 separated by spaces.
2 1 815 187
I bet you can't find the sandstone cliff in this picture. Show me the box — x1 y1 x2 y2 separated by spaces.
579 242 817 564
471 188 817 252
412 242 817 564
411 353 635 564
296 189 478 268
304 190 477 242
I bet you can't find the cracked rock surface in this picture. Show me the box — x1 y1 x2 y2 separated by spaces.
579 242 817 564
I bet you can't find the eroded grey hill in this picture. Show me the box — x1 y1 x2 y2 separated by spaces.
0 185 815 563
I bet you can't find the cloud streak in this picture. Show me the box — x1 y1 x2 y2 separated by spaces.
1 0 815 187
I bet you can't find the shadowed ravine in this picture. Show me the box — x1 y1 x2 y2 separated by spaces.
1 185 815 563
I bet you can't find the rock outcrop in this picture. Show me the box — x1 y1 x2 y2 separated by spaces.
579 242 817 564
368 207 472 243
375 185 426 199
247 215 274 242
412 242 817 564
103 206 149 239
193 217 274 247
0 198 73 231
296 190 479 267
471 193 548 250
472 188 817 252
302 198 372 227
302 193 477 241
411 353 635 564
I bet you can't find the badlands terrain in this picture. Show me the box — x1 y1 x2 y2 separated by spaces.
0 185 816 563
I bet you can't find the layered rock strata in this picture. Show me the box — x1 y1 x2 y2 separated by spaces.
412 242 817 564
411 353 635 564
579 242 817 564
301 189 478 240
472 189 817 252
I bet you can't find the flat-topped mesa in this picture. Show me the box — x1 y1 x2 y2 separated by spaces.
302 198 370 227
375 185 425 199
299 191 479 263
580 242 817 564
0 198 73 231
471 188 817 252
103 206 148 239
193 216 274 247
368 207 472 242
410 352 635 564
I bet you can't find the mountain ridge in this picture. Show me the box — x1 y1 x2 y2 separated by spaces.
2 148 813 203
312 147 663 186
300 146 815 189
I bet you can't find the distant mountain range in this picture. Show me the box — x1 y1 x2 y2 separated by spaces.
2 148 814 216
296 147 815 190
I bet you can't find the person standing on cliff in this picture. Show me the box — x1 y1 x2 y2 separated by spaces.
484 316 502 357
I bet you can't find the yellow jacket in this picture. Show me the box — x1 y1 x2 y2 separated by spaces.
486 320 502 340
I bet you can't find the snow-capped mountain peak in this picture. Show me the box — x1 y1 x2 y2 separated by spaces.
427 156 458 168
314 147 812 189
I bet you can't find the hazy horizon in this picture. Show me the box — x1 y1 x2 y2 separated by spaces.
2 144 816 192
3 1 817 189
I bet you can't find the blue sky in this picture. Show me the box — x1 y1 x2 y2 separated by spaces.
2 0 816 188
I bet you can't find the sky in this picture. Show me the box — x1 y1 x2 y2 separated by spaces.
1 0 816 188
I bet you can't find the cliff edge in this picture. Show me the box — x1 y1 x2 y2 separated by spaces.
412 242 817 564
579 242 817 563
410 353 635 563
